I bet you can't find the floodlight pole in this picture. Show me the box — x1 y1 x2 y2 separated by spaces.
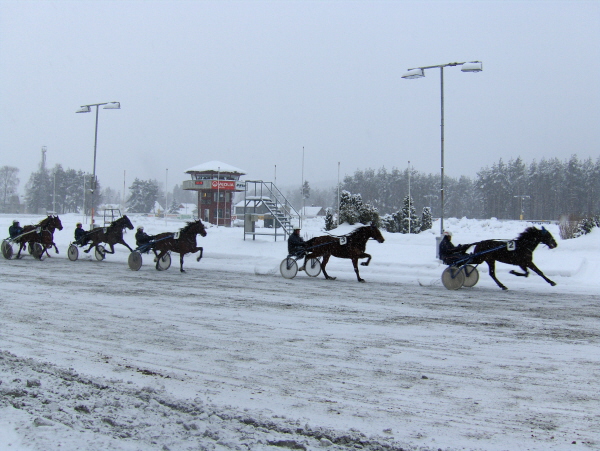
76 101 120 230
402 62 482 236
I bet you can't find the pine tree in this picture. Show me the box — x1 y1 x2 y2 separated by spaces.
127 178 159 213
324 207 335 231
421 207 432 231
399 195 420 234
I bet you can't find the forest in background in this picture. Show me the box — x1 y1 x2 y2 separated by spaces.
1 154 598 221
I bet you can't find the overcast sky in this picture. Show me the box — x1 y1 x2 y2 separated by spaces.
1 0 598 195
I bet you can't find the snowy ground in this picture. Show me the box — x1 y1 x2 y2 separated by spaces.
0 213 599 451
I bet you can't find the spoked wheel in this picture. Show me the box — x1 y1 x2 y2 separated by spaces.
95 245 106 261
2 240 13 260
462 265 479 288
31 243 44 260
156 252 171 271
27 243 34 255
442 266 465 290
67 244 79 261
128 251 143 271
305 258 322 277
280 257 298 279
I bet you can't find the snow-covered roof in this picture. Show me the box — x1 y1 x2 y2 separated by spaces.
185 161 246 175
302 206 325 216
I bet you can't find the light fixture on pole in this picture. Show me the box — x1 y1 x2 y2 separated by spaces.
402 62 482 236
76 101 121 229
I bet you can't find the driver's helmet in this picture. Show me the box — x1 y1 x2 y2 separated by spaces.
137 226 144 231
76 222 82 227
13 220 19 225
443 230 452 237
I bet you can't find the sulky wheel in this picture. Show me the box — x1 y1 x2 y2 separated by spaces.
67 244 79 261
305 258 322 278
128 251 143 271
94 245 106 261
462 265 479 288
31 243 44 260
441 266 465 290
2 240 13 260
280 257 298 279
156 252 171 271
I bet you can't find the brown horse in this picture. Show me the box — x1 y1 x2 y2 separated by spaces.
305 223 385 282
470 226 558 290
153 219 207 272
16 215 63 259
81 215 135 256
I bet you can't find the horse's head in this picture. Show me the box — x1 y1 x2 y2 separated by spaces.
369 223 385 243
43 215 63 230
121 215 134 230
540 226 558 249
195 219 207 237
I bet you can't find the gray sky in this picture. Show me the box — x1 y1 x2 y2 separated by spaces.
1 0 598 195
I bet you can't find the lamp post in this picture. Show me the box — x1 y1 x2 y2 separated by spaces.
76 101 121 229
402 62 482 236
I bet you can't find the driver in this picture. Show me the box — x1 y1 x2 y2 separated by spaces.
74 222 87 245
9 220 23 239
135 226 153 247
439 231 470 265
288 226 307 271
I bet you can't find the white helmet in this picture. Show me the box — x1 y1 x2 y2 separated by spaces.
137 226 144 231
443 230 452 237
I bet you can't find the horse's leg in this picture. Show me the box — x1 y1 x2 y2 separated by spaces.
509 265 529 277
196 247 203 262
352 257 365 282
16 242 24 258
487 260 507 290
120 239 134 253
180 253 186 273
105 244 116 255
83 242 95 253
320 254 336 280
359 252 372 266
155 250 167 270
527 262 557 286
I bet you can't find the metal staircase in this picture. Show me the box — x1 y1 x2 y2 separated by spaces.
242 181 300 241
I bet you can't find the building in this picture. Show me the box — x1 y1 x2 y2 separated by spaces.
182 161 246 226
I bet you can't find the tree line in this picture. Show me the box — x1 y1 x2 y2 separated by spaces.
0 162 196 215
339 154 599 221
2 153 598 220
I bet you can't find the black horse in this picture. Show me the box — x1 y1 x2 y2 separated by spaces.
82 215 135 256
470 226 558 290
152 219 207 272
305 223 385 282
16 215 63 259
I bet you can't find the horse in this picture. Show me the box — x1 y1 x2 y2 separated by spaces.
152 219 207 272
469 226 558 290
305 223 385 282
16 215 63 259
82 215 135 256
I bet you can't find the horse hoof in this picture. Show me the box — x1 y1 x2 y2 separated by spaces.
358 279 365 283
180 269 186 273
360 262 368 266
501 287 508 291
550 282 557 286
326 276 337 280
